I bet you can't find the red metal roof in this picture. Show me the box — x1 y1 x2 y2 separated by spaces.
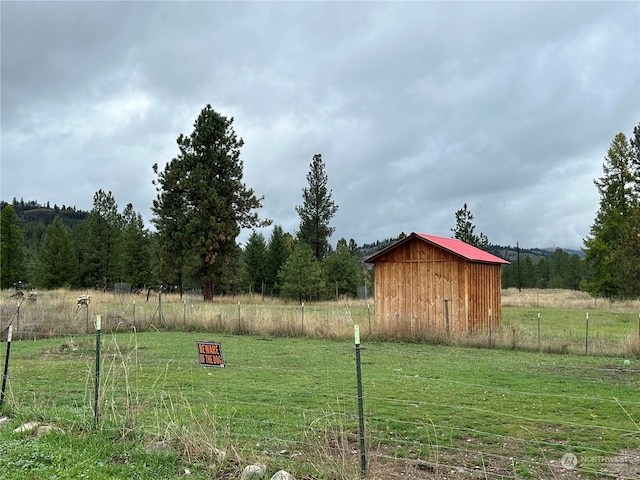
364 232 510 264
414 233 509 264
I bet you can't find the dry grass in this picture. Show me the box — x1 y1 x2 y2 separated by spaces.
0 289 367 340
1 288 638 356
502 287 640 311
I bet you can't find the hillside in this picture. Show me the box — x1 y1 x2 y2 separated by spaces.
0 200 88 228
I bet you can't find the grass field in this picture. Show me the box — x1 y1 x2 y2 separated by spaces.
0 331 638 478
0 289 639 479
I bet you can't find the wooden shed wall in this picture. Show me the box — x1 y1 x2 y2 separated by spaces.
372 238 502 337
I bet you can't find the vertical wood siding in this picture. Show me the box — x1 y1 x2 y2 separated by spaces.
372 237 502 337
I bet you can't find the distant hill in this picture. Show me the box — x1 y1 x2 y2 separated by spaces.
488 245 584 263
359 237 584 263
1 199 89 228
359 238 398 260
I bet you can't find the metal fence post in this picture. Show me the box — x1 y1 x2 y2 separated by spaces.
354 325 367 476
0 326 13 411
94 316 102 427
585 312 589 355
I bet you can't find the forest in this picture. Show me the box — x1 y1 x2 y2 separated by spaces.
0 196 593 297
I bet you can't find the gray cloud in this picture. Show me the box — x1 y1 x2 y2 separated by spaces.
2 1 638 250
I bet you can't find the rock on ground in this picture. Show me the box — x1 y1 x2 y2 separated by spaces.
270 471 295 480
241 464 266 480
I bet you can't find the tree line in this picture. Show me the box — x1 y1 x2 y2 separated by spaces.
0 191 368 302
499 248 584 290
1 106 638 300
0 106 369 301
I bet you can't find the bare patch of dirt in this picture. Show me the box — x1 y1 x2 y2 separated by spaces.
361 444 640 479
601 448 640 479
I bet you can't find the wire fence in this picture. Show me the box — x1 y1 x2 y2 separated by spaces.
1 289 638 357
0 329 638 479
0 289 639 478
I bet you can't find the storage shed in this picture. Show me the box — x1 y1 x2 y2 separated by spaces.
364 233 509 337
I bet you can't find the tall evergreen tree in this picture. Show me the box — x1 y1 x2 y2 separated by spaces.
295 154 338 261
152 105 269 301
565 253 584 291
619 123 640 295
22 220 47 282
77 190 122 289
501 263 516 289
151 169 194 296
265 225 292 295
547 248 570 289
451 203 489 249
583 130 639 298
0 205 26 288
119 203 152 289
520 256 536 289
243 230 268 294
536 257 550 289
37 215 78 288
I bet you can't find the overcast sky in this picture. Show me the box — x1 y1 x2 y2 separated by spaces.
2 1 639 250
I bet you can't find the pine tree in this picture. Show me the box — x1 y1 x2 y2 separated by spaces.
296 154 338 261
451 203 489 249
520 256 536 289
77 190 122 289
37 216 78 288
265 225 292 295
536 257 550 289
119 203 152 289
322 238 364 299
0 205 26 288
278 242 323 303
243 230 268 294
584 130 639 298
547 248 569 289
152 105 269 301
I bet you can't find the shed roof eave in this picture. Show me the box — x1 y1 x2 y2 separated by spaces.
363 232 510 265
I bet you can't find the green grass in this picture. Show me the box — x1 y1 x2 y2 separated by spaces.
502 307 639 355
0 331 638 479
